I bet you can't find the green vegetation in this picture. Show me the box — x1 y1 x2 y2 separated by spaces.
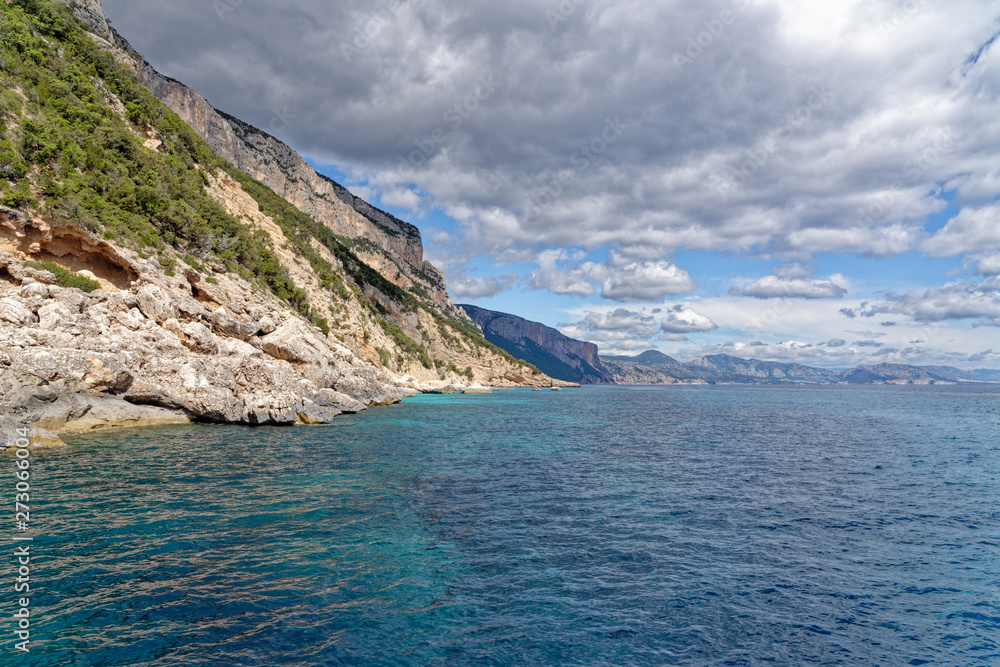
313 316 330 337
23 260 99 292
0 0 526 377
377 317 431 369
445 363 475 381
181 255 205 272
0 0 307 313
429 309 537 372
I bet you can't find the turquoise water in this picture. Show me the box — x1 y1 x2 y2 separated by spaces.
13 385 1000 665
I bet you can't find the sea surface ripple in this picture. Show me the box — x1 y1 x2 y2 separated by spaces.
25 385 1000 665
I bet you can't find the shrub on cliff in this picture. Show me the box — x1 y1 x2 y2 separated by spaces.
23 261 99 292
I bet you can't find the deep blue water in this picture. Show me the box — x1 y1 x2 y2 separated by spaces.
11 385 1000 666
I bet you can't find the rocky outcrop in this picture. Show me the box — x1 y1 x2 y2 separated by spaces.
459 304 611 384
0 211 404 449
56 0 112 40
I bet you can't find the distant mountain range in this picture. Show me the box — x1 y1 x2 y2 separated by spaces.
461 306 1000 386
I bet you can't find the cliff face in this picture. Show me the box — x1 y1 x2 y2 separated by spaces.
0 0 556 446
460 305 611 384
134 74 427 274
95 0 538 382
0 207 401 445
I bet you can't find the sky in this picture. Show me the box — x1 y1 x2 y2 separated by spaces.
98 0 1000 369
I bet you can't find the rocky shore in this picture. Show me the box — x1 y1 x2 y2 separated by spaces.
0 207 407 449
0 207 573 450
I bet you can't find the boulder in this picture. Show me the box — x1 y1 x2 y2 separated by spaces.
136 284 177 324
20 282 49 299
260 320 328 365
180 321 219 355
314 388 367 414
0 298 34 326
115 310 141 331
258 315 276 335
37 301 75 330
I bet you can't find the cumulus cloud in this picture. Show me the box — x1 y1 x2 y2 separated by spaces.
528 249 602 297
447 273 517 299
826 339 846 347
660 305 719 334
923 202 1000 257
583 308 661 337
559 305 713 352
528 250 693 301
600 260 695 302
378 187 423 212
730 263 847 299
977 254 1000 275
849 277 1000 326
731 275 848 299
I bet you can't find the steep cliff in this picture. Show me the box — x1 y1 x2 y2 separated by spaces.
43 0 542 386
460 304 611 384
0 0 553 445
119 35 464 319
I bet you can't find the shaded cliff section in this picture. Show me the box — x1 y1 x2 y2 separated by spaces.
460 305 612 384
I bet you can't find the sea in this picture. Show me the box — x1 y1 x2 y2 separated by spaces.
16 385 1000 666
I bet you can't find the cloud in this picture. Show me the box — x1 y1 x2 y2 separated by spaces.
923 202 1000 257
773 263 812 280
968 349 995 363
730 263 847 299
527 250 693 301
847 330 887 338
528 249 601 297
660 305 718 334
98 0 1000 268
378 187 423 211
448 273 517 299
853 340 884 347
826 339 846 347
977 254 1000 275
730 275 848 299
559 306 708 352
584 308 661 336
851 277 1000 326
600 260 695 302
606 339 658 352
